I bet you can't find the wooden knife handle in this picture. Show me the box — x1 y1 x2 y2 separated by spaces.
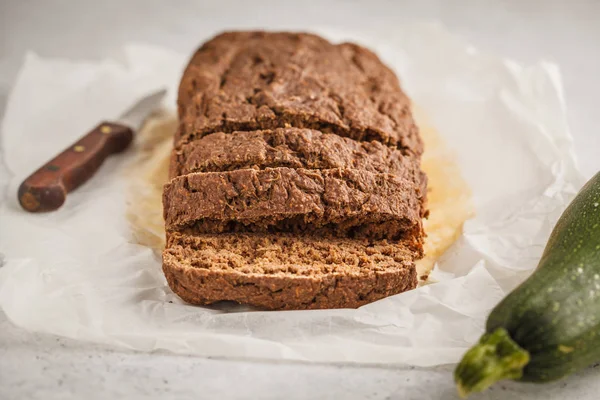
18 122 134 212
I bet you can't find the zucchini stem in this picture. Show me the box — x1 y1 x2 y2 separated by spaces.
454 328 530 398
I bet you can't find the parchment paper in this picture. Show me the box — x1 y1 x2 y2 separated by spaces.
0 23 584 366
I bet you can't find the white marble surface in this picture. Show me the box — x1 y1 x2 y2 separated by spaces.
1 1 600 399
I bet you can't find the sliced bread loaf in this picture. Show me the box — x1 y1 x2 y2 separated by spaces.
162 31 427 310
163 167 424 247
163 231 417 310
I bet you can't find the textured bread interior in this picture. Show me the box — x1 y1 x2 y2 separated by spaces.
166 231 414 276
162 231 418 310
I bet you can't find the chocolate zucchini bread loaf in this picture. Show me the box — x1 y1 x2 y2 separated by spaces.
162 31 427 310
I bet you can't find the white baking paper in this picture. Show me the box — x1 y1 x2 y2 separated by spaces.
0 23 585 366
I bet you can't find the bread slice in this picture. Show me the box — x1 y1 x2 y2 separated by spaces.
175 32 422 155
169 128 423 179
163 231 418 310
169 128 427 219
163 167 424 247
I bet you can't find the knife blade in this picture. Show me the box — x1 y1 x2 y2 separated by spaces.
18 89 167 213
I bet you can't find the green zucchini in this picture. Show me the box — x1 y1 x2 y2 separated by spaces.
454 172 600 397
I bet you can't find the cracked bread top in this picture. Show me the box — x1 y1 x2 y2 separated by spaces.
169 128 426 191
176 31 422 155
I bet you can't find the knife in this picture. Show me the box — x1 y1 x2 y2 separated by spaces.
18 89 167 213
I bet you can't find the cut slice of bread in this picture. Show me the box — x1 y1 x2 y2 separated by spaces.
163 231 418 310
169 128 423 179
163 167 424 246
169 128 427 220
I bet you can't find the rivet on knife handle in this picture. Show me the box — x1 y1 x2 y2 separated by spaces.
18 122 133 212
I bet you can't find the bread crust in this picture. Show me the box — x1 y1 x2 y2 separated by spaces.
169 128 424 180
175 31 422 155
